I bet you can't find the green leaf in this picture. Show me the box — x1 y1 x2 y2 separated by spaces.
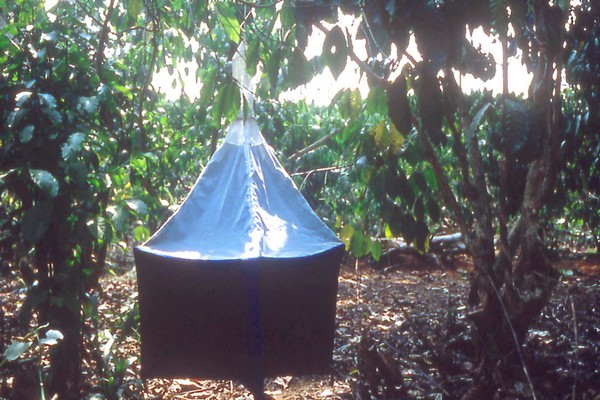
18 286 48 327
467 102 492 143
322 26 348 80
410 171 428 193
397 170 415 205
114 356 134 374
198 66 217 110
280 6 295 32
389 123 405 153
19 125 34 143
350 229 366 257
387 205 406 239
43 109 62 125
130 156 147 173
216 2 241 43
414 197 425 220
400 213 417 244
427 197 441 223
371 120 387 149
212 81 241 124
30 169 59 198
127 0 142 18
385 168 405 200
133 225 150 242
502 98 529 155
339 224 354 251
82 293 99 319
3 341 32 361
414 219 430 253
38 93 57 109
370 239 383 262
288 48 313 88
417 70 444 146
335 88 362 120
461 43 496 81
16 91 32 107
113 84 133 100
267 47 282 92
107 205 128 232
387 74 412 135
370 167 387 200
423 166 438 191
191 0 207 21
21 202 53 243
86 217 107 240
125 199 148 216
39 330 64 346
77 96 98 114
366 85 388 115
61 132 85 160
245 38 260 76
413 4 450 69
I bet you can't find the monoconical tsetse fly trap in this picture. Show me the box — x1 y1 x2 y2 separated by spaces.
134 45 345 399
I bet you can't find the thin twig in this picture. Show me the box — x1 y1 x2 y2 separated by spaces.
290 165 346 177
287 126 343 161
359 8 392 63
234 0 283 8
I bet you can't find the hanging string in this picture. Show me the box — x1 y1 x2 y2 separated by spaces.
232 41 256 119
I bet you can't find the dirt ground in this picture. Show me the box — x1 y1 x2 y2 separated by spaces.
1 251 599 399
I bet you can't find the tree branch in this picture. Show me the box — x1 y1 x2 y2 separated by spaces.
498 17 511 260
441 72 471 193
136 0 159 152
418 122 466 236
287 126 343 161
444 70 495 252
96 0 116 78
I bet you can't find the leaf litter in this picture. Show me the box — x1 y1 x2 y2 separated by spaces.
1 251 599 399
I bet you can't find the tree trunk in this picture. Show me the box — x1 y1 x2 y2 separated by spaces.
40 197 83 399
464 2 564 396
467 235 558 398
49 300 82 399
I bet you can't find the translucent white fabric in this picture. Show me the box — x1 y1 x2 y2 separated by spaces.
138 118 343 260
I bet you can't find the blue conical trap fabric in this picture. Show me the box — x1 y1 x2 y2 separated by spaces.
134 115 344 385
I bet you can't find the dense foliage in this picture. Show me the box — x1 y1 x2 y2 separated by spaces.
1 0 598 398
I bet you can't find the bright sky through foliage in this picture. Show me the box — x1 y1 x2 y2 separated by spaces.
279 17 533 105
150 11 533 105
40 1 534 104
